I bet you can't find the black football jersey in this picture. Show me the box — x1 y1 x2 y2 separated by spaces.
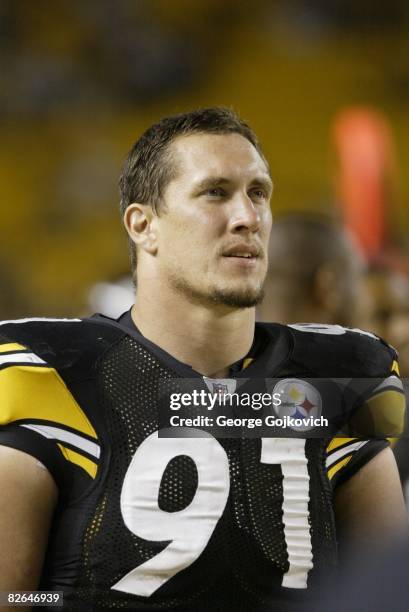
0 315 405 611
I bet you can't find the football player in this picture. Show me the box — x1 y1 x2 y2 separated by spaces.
0 108 407 611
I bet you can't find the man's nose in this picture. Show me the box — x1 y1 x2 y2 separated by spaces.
229 194 261 233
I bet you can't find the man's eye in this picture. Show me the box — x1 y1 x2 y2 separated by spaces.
250 189 267 200
205 188 225 197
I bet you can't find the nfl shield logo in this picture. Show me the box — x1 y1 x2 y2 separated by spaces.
203 377 237 395
212 383 229 396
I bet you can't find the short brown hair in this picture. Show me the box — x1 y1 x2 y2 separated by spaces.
119 107 267 270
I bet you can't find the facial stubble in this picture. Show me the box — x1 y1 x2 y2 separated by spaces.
169 270 266 309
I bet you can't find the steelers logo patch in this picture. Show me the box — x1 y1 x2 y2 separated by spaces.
272 379 322 431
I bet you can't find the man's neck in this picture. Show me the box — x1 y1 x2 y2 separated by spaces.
131 284 255 378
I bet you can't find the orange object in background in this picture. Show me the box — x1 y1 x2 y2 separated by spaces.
333 107 409 378
333 107 396 261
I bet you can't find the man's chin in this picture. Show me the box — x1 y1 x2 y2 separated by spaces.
210 287 265 308
170 274 265 308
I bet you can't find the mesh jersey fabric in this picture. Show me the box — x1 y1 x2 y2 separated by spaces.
0 315 404 611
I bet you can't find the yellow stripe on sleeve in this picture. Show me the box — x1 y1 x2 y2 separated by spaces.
327 455 352 481
0 343 27 353
0 365 97 441
326 437 357 453
57 443 98 478
242 358 253 370
391 360 400 375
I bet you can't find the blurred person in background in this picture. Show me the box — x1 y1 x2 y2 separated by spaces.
0 108 406 611
257 214 370 328
364 265 409 380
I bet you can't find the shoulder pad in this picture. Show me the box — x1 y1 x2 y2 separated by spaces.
287 323 397 377
0 317 124 378
0 317 114 479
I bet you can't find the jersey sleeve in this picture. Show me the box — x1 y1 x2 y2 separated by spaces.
347 359 406 438
0 338 101 487
327 349 404 487
326 437 389 488
287 324 406 438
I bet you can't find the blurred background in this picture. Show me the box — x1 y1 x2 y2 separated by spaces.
1 0 409 319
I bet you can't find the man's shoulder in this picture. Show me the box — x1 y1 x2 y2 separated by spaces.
290 322 397 376
0 315 126 480
260 321 397 376
0 315 126 372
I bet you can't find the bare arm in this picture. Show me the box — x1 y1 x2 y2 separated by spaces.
0 446 58 592
334 446 409 558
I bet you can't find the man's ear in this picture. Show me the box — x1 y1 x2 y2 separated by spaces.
123 203 157 255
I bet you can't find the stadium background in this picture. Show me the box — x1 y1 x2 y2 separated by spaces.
1 0 409 317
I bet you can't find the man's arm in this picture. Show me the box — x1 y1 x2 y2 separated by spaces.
334 446 409 557
0 446 57 591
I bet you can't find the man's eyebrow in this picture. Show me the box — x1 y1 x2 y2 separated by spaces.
194 177 231 191
249 177 273 194
193 176 273 193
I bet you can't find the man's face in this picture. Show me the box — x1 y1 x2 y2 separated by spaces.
153 132 273 308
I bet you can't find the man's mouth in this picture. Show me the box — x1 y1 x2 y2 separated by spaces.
223 244 260 259
226 253 254 259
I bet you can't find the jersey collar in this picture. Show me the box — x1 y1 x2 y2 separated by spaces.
90 311 293 379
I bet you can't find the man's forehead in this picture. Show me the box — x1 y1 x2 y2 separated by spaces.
170 132 270 180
